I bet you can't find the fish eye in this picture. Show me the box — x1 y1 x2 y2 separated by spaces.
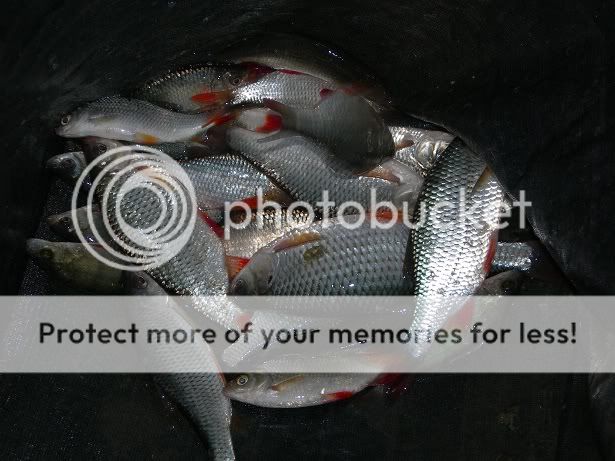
60 158 74 168
232 279 249 295
135 276 148 288
96 143 108 154
227 73 242 86
60 216 70 224
60 115 71 126
39 248 54 260
236 375 249 386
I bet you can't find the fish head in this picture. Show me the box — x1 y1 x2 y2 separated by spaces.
25 239 76 273
478 271 525 296
223 373 273 402
45 152 86 181
56 103 118 138
47 211 78 240
81 137 125 163
229 250 276 295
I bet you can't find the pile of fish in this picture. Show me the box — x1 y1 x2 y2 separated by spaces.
28 35 548 460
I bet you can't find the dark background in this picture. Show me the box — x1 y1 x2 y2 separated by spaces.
0 0 611 459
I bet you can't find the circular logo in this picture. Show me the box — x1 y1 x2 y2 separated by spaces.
71 145 197 271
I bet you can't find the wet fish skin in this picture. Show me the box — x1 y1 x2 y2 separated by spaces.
25 239 123 293
134 62 273 113
388 124 455 175
230 217 412 296
47 205 110 244
56 96 214 143
124 273 235 460
46 151 87 184
224 373 374 408
179 154 286 214
406 139 504 356
265 91 395 172
218 33 392 109
224 208 313 259
491 241 544 275
229 70 338 109
227 127 405 210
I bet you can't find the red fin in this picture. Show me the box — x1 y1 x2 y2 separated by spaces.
232 196 258 210
363 165 401 183
243 62 275 81
371 373 402 386
325 391 354 402
191 89 232 107
198 209 224 238
135 133 160 144
319 88 335 99
255 113 282 133
234 311 253 329
278 69 305 75
370 209 403 224
483 232 499 274
226 256 250 280
273 232 321 253
204 111 236 128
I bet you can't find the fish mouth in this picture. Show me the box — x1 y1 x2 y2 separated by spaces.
25 238 53 261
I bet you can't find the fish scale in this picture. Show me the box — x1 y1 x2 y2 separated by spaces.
408 139 504 356
227 127 397 209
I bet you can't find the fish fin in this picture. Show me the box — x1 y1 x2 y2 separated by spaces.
234 311 254 329
472 166 494 193
324 391 354 402
203 111 237 129
255 113 283 133
278 69 305 75
135 133 160 144
243 62 275 81
319 88 335 99
362 165 401 183
191 89 233 107
395 137 415 151
369 209 403 224
273 232 321 253
482 231 499 274
198 209 224 238
262 98 297 126
371 373 402 387
262 189 294 207
226 256 250 281
270 375 304 392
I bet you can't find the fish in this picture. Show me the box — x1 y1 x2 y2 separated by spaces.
25 239 124 293
223 373 375 408
56 96 226 143
123 272 235 460
475 270 526 296
46 151 88 185
226 127 418 211
179 154 290 215
405 139 504 357
218 33 391 109
235 108 282 133
491 241 546 275
228 70 339 109
133 62 273 113
229 217 412 296
264 91 395 172
387 124 455 175
47 205 110 244
224 208 313 260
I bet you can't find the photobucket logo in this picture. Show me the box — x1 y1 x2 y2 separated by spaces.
72 145 197 271
223 188 532 239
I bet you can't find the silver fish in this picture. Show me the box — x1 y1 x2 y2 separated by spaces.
25 239 123 293
491 241 543 275
124 272 235 461
265 91 395 172
218 33 391 109
179 154 288 214
46 151 87 184
224 208 313 260
226 127 414 210
56 96 217 143
229 217 412 296
47 205 110 244
224 372 375 408
134 62 273 113
388 124 455 175
229 70 339 109
406 139 504 356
